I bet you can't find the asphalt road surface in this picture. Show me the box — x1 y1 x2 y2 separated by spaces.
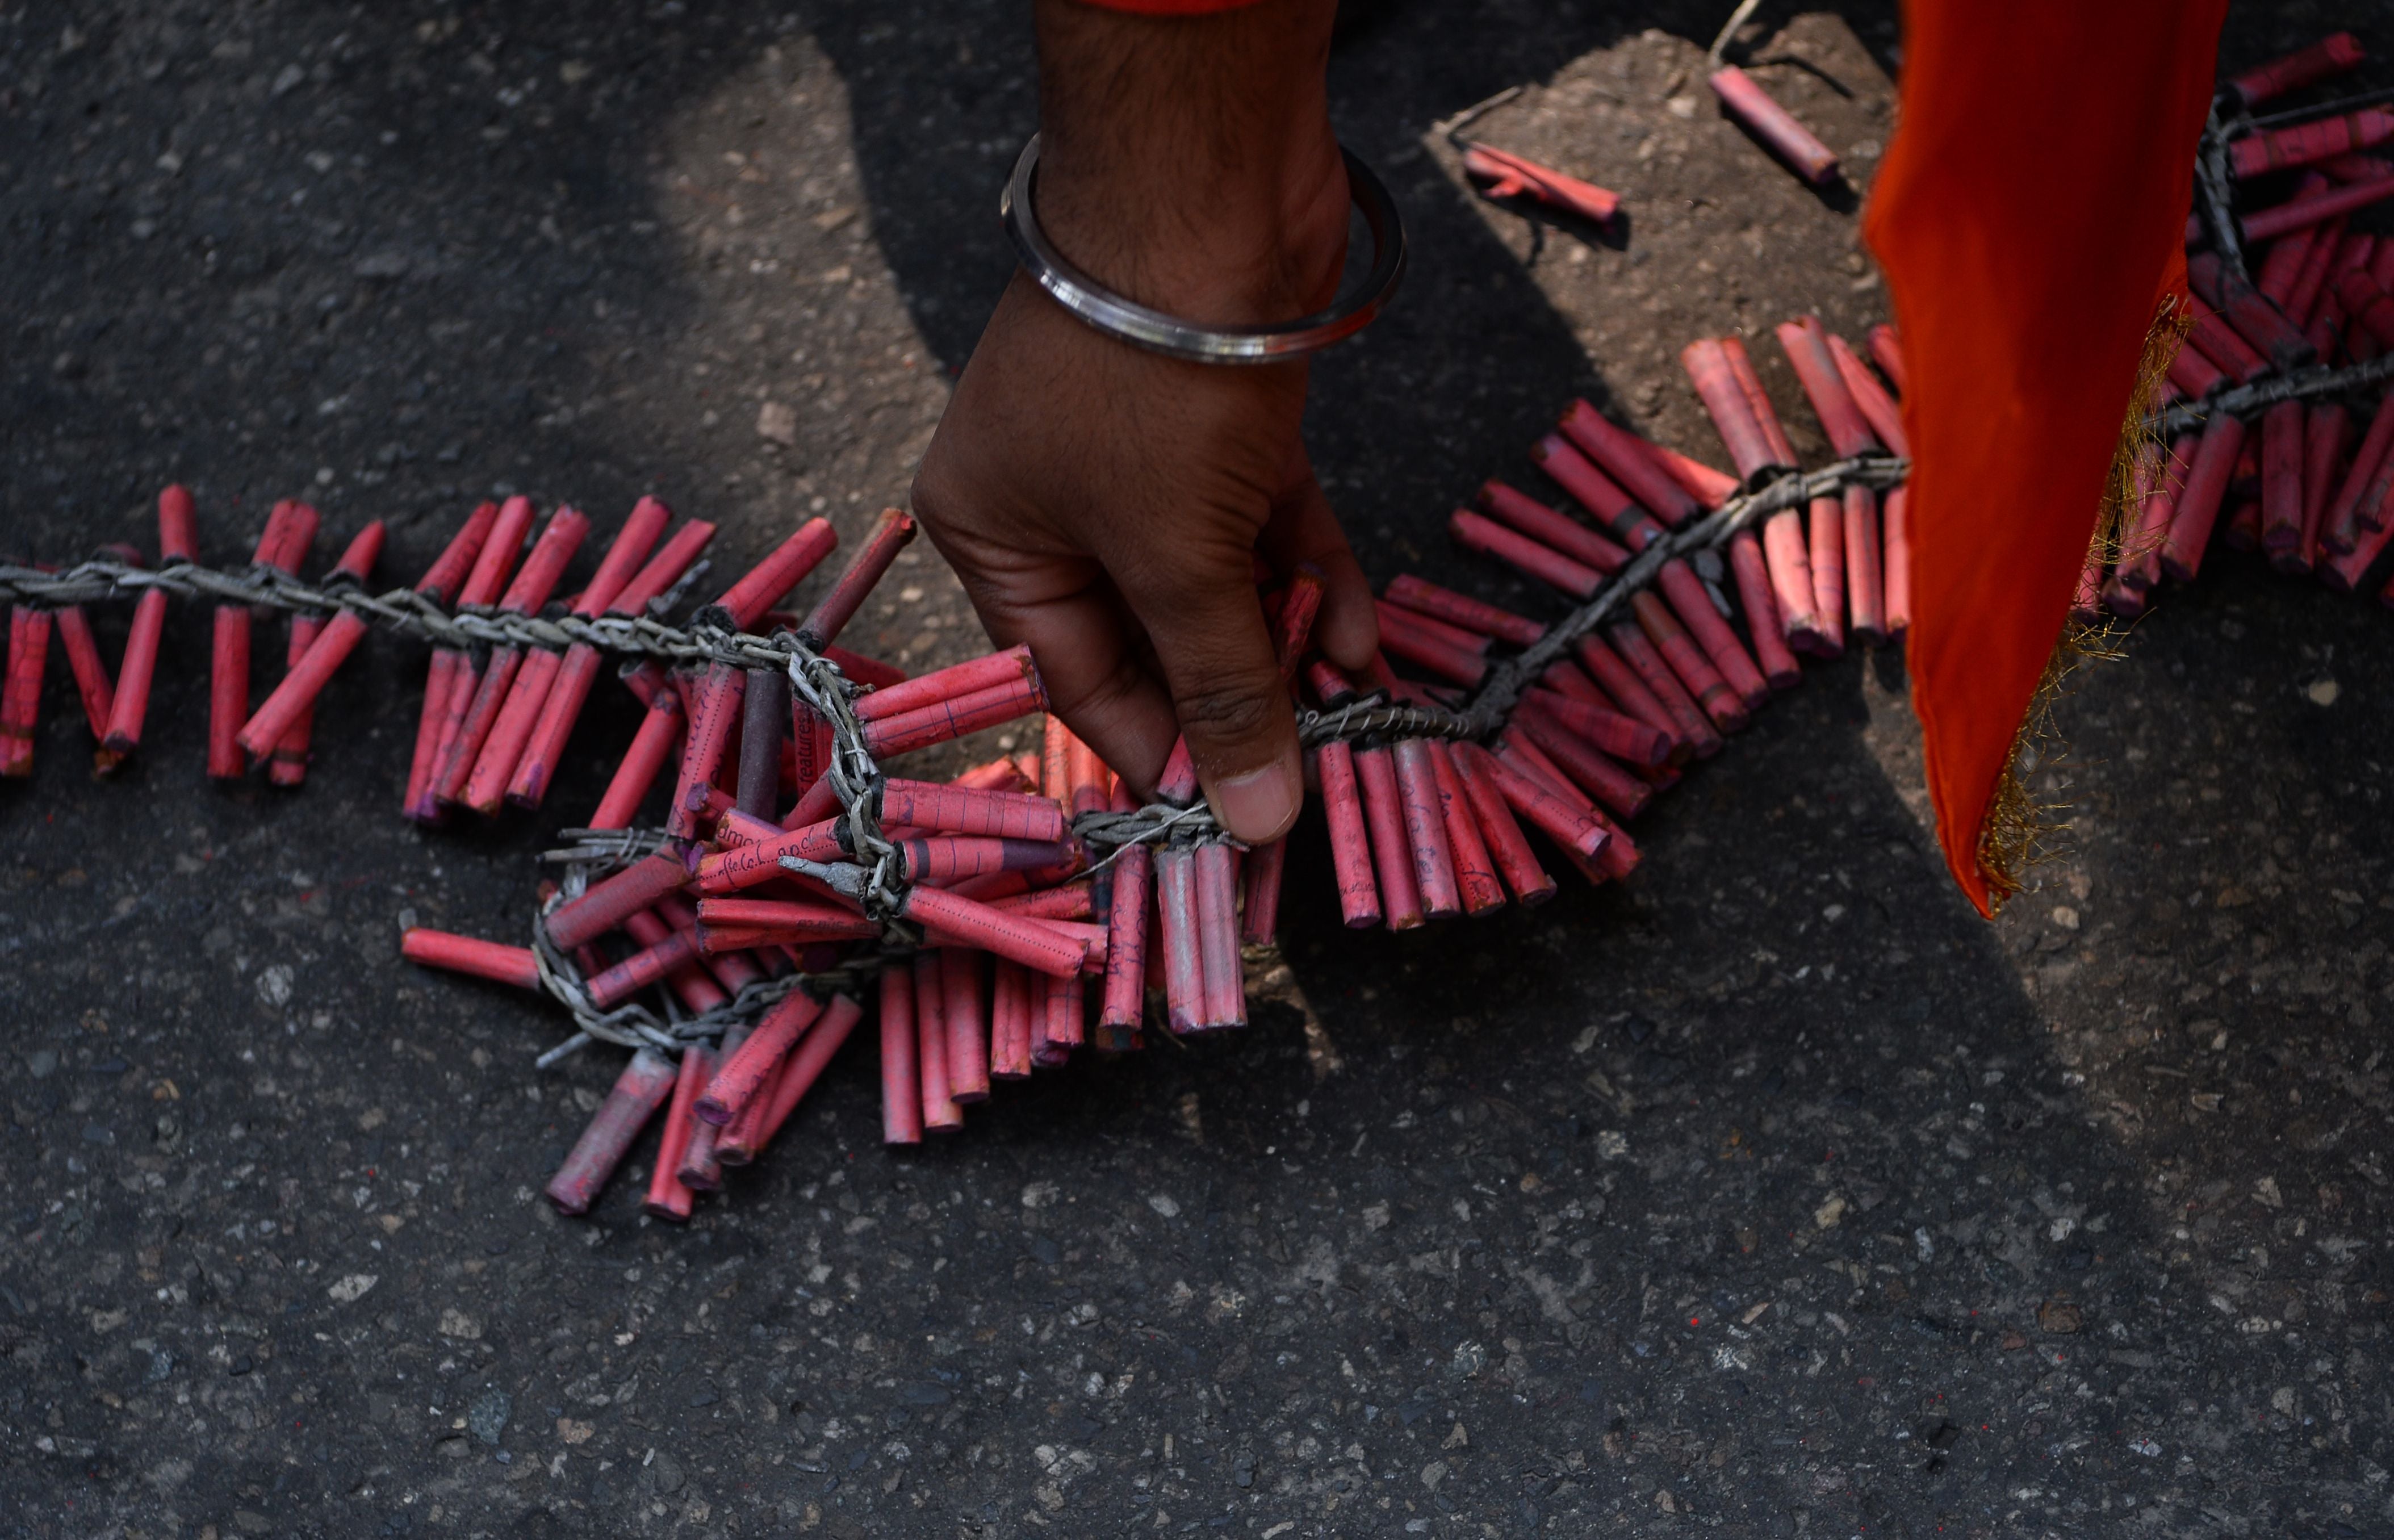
5 3 2390 1537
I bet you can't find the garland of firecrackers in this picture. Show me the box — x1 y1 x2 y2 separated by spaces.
4 30 2389 1222
2095 34 2394 616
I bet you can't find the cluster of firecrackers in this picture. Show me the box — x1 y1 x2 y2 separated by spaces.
1337 315 1907 934
400 332 1916 1223
2089 32 2394 618
394 497 1346 1221
0 320 1912 1228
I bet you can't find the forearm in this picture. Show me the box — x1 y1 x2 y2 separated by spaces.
1032 0 1345 325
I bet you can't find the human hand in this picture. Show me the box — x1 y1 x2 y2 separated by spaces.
910 0 1376 844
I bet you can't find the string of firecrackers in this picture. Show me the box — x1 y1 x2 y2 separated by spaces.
2086 30 2394 623
493 305 1939 1219
523 443 1915 1061
0 0 1930 1220
5 492 1163 1214
0 313 1916 1224
0 0 1933 1218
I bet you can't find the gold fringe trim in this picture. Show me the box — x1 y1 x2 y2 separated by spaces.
1972 296 2187 912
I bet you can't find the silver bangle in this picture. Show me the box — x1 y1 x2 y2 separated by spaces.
1000 133 1407 365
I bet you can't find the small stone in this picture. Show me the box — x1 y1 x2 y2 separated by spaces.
328 1273 378 1303
756 401 798 446
270 62 305 96
256 964 295 1008
2305 677 2340 707
438 1308 482 1340
468 1388 512 1445
1146 1194 1179 1219
1420 1460 1448 1491
2050 905 2079 930
24 1050 56 1079
2190 1091 2224 1113
233 1509 273 1535
144 1457 192 1494
2036 1298 2083 1334
2000 1330 2028 1350
1813 1194 1847 1229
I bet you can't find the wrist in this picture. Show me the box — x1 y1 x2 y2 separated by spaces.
1031 0 1347 328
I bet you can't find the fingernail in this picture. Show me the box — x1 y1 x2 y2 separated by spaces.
1211 759 1299 844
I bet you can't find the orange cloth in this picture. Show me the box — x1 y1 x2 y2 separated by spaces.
1865 0 2229 915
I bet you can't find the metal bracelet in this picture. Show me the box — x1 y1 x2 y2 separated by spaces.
1000 133 1406 365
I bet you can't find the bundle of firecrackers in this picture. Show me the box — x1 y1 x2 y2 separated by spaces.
0 281 1911 1222
483 302 1911 1221
2080 32 2394 617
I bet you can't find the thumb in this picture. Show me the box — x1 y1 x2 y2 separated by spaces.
1118 543 1303 844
